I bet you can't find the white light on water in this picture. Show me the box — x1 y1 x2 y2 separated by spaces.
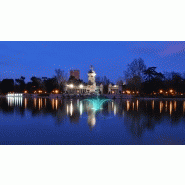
7 96 23 107
70 101 73 116
80 102 83 115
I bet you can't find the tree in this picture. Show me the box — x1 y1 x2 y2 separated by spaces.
144 67 164 82
143 67 157 81
68 75 84 86
45 78 58 93
54 69 67 92
124 58 147 81
0 79 14 94
127 75 142 91
30 77 42 89
15 76 26 92
124 58 146 91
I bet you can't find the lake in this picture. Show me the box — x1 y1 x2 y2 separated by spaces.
0 96 185 145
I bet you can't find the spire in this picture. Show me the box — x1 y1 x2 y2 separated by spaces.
90 65 93 70
88 65 95 74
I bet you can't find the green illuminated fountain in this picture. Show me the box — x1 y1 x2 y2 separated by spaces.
77 91 114 128
80 91 112 112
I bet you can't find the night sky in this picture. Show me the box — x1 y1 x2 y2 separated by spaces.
0 41 185 83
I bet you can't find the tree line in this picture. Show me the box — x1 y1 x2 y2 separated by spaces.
0 69 68 94
121 57 185 95
0 58 185 95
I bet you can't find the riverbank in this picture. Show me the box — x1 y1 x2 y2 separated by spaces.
1 94 185 101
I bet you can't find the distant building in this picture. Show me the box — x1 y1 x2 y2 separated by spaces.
65 66 103 94
70 70 80 80
65 66 119 95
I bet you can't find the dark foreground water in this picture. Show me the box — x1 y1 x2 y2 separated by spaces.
0 96 185 145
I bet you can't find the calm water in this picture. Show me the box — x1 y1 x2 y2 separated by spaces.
0 96 185 145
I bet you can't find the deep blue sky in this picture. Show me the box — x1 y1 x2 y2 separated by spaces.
0 41 185 83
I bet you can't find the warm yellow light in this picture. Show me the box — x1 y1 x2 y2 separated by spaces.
79 84 83 88
160 90 163 93
126 90 131 94
123 91 125 94
69 84 74 88
55 90 59 93
169 89 173 93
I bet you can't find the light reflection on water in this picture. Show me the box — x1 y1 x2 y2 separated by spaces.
1 97 185 144
4 97 185 118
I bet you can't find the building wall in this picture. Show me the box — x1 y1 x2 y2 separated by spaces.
70 70 80 80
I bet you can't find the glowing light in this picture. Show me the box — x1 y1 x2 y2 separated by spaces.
114 105 117 115
174 101 177 111
127 100 130 111
70 101 73 116
34 98 36 108
80 102 83 115
25 98 27 108
152 100 154 110
165 101 168 108
55 99 58 109
126 90 131 94
69 84 74 88
159 90 163 93
39 98 41 110
160 101 163 113
52 99 54 109
170 101 172 115
79 84 84 88
136 100 139 111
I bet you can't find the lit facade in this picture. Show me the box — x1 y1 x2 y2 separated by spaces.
108 84 119 94
65 66 103 95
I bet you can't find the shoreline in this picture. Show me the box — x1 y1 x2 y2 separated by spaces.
1 94 185 101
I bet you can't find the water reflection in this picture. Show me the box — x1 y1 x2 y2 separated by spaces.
7 96 23 107
1 97 185 139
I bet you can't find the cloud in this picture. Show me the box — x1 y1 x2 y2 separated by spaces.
128 41 185 57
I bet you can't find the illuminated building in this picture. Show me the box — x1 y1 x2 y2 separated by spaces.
65 66 103 95
108 84 119 94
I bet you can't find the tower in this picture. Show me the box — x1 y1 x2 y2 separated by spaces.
70 70 80 80
88 65 96 93
88 65 96 85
